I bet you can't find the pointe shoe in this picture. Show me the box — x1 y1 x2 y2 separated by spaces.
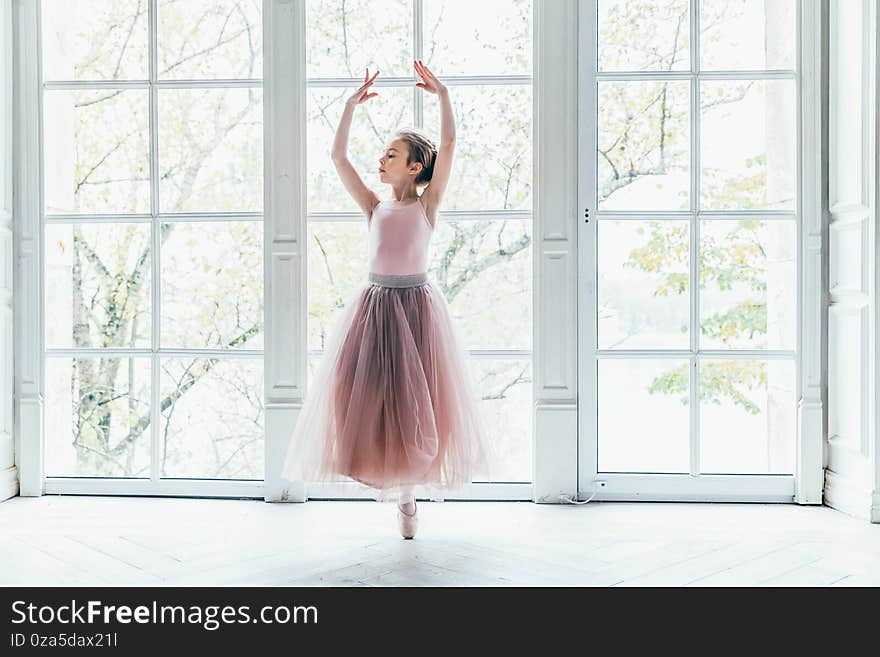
397 500 418 539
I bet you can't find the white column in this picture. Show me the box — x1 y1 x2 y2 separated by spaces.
533 0 579 503
263 0 307 502
12 0 42 497
872 0 880 523
0 0 17 502
795 0 825 505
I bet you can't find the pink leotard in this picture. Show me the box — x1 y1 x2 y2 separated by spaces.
367 197 433 276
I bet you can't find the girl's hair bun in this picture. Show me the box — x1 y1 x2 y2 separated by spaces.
394 128 438 187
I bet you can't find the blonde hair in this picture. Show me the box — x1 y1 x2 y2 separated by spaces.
394 128 437 188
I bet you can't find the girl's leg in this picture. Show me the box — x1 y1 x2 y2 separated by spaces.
398 485 416 515
396 484 418 539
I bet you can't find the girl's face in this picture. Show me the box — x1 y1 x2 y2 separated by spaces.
377 139 418 183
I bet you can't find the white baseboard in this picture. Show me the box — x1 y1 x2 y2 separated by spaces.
824 469 874 522
0 465 19 502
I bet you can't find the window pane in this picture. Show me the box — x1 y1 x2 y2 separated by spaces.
158 88 263 213
44 90 150 214
423 0 533 76
470 358 532 482
41 0 148 81
700 79 796 210
306 0 411 78
307 219 531 351
598 0 690 72
598 220 689 349
423 84 532 211
699 219 796 350
699 358 795 474
306 221 370 351
598 358 690 473
45 222 152 349
161 221 263 350
700 0 796 71
307 86 412 214
434 218 532 351
160 357 264 479
45 356 151 477
598 81 690 211
158 0 262 79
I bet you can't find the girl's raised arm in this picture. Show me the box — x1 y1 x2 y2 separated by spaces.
332 68 381 221
413 60 455 218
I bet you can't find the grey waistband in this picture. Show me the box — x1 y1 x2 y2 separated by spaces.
368 271 428 288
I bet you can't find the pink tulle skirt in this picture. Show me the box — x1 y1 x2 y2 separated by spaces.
281 271 492 503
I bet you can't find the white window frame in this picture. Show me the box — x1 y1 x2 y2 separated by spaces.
576 0 824 503
16 0 265 498
264 0 544 502
14 0 820 505
15 0 561 501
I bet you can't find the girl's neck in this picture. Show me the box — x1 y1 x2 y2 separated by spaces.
388 194 419 204
388 185 419 204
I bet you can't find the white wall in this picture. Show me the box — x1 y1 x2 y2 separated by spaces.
0 0 18 502
823 0 879 522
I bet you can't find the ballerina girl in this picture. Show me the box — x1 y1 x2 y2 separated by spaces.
281 60 491 539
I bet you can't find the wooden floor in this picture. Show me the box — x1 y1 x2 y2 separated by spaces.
1 496 879 586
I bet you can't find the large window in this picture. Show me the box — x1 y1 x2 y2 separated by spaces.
41 0 265 482
38 0 533 488
592 0 798 476
304 0 534 482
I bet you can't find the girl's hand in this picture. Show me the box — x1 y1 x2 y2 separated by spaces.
414 59 446 95
346 68 379 106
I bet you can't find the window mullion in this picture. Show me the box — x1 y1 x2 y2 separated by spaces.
689 0 701 478
414 0 422 128
149 0 160 484
306 75 531 87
